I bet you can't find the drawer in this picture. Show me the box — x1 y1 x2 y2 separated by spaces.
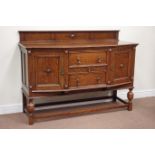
55 32 89 40
69 66 107 73
69 50 107 66
69 72 106 88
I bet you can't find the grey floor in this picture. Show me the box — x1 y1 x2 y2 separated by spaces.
0 97 155 129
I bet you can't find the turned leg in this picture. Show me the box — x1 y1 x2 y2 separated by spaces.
112 90 117 102
27 99 35 125
127 88 134 111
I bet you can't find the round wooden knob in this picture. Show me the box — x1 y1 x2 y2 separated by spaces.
97 57 102 63
88 67 91 73
120 64 124 68
70 34 75 38
65 50 69 54
107 81 111 84
76 79 80 87
64 84 68 89
28 50 31 54
44 68 52 73
108 48 112 52
96 77 101 84
77 57 81 64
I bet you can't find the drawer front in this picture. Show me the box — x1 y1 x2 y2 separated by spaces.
55 32 89 40
69 72 106 88
69 49 107 66
69 66 107 74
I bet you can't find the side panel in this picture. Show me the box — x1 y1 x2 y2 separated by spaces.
108 46 135 85
20 46 29 88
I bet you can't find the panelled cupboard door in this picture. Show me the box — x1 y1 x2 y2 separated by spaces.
29 49 65 90
109 47 135 85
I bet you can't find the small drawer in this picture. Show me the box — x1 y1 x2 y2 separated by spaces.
91 66 107 72
69 66 107 74
69 67 88 73
69 50 107 66
69 72 106 88
55 32 89 40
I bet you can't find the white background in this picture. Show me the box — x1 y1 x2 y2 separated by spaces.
0 0 155 155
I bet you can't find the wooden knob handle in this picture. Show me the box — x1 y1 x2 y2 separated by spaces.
70 34 75 38
88 67 91 73
108 48 112 52
96 77 101 84
64 84 68 89
97 57 102 63
44 68 52 73
65 50 69 54
120 64 124 68
77 57 81 64
107 81 111 84
76 79 80 87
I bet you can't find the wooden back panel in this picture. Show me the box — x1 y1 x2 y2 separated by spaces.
19 31 119 42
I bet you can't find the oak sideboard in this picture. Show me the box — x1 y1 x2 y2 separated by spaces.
19 30 138 125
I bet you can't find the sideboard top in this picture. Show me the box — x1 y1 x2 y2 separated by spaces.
19 31 138 49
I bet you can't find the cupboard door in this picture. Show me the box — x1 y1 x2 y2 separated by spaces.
109 47 135 85
31 50 64 90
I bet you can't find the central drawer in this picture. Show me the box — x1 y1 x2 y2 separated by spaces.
69 72 106 88
69 49 107 66
68 48 108 88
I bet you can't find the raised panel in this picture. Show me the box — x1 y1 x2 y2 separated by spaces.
114 52 129 79
36 56 59 86
20 32 54 41
90 31 119 40
109 47 134 85
31 50 64 90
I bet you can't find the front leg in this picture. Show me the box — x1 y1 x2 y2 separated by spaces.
27 99 35 125
127 88 134 111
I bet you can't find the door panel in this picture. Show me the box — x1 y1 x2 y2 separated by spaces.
31 50 64 90
36 56 59 86
109 47 134 85
114 52 130 79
